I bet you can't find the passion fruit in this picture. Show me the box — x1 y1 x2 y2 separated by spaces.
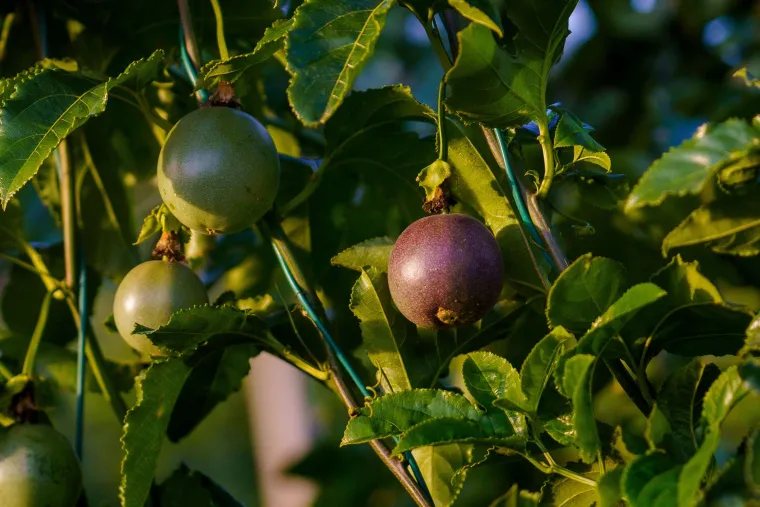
158 107 280 234
0 424 82 507
113 260 208 355
388 213 503 329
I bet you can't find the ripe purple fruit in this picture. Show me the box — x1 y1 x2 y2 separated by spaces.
388 214 503 329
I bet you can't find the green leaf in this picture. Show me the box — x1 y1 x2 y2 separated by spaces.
133 305 270 356
0 51 164 205
445 0 578 128
746 429 760 492
544 414 575 446
644 404 671 450
349 267 411 392
196 18 294 90
417 159 452 201
650 255 722 306
622 451 680 507
646 303 752 359
392 417 524 454
625 119 760 211
158 464 244 507
733 67 760 88
573 146 612 171
546 254 627 334
120 359 193 507
547 462 605 506
561 354 599 462
167 344 258 442
554 110 605 152
414 444 472 507
740 357 760 393
134 203 182 244
575 283 666 356
701 366 749 429
489 484 541 506
597 467 623 507
341 389 481 445
331 237 394 273
519 326 575 415
446 120 548 290
448 0 504 37
662 194 760 256
654 360 706 459
285 0 396 125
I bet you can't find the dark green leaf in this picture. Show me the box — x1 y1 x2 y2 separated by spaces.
331 237 394 273
622 451 679 507
197 18 294 90
392 417 525 454
561 354 598 462
0 51 164 205
662 194 760 256
546 254 627 334
650 255 722 306
644 404 671 451
654 360 705 460
625 119 760 211
158 464 244 507
519 326 575 415
341 389 482 445
120 359 193 507
285 0 396 125
134 305 270 356
448 0 504 37
446 0 578 128
489 483 541 506
349 267 411 392
167 343 258 442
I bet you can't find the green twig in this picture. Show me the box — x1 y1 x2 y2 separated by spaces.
21 291 53 376
536 119 555 198
209 0 230 60
522 452 597 487
0 361 12 382
436 78 448 161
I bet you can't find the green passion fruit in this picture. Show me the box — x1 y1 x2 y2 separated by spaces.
388 213 504 329
113 260 208 355
0 424 82 507
158 107 280 235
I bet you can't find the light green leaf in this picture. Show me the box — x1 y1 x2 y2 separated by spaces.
341 389 481 445
447 120 548 290
445 0 578 128
414 444 472 507
285 0 395 125
625 119 760 211
546 253 627 334
662 194 760 256
573 146 612 171
544 415 575 446
489 484 541 506
417 159 452 201
448 0 504 37
392 417 524 454
349 267 411 392
597 467 623 507
547 462 605 506
0 51 164 205
562 354 599 462
197 18 293 90
554 110 605 152
331 237 394 272
133 305 270 356
120 359 193 507
519 326 575 415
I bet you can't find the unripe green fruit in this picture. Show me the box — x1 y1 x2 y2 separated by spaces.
113 260 208 355
388 213 503 329
158 107 280 234
0 424 82 507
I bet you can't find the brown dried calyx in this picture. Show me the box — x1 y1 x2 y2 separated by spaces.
422 186 456 214
9 380 39 424
208 81 241 109
152 231 186 263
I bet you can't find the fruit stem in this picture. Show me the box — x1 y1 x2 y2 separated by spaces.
436 77 448 161
260 216 433 506
21 291 52 376
209 0 230 60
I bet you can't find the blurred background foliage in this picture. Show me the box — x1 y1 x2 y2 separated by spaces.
1 0 759 506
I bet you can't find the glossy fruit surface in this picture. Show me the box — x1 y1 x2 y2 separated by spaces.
0 424 82 507
113 260 208 355
388 213 503 329
158 107 280 234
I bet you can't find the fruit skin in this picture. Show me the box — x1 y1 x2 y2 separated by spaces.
388 213 503 329
0 424 82 507
158 107 280 234
113 260 208 355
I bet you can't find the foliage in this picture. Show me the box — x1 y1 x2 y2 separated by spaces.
0 1 759 507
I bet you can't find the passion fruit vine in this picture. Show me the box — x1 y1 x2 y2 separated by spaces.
0 424 82 507
113 260 208 355
158 107 281 235
388 213 504 329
